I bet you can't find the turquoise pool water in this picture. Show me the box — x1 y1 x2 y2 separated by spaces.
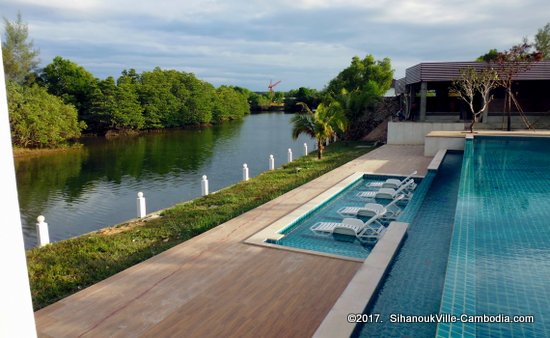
354 151 463 337
438 136 550 337
270 174 426 260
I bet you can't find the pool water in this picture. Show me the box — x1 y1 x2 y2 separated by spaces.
272 174 424 260
353 152 463 337
438 137 550 337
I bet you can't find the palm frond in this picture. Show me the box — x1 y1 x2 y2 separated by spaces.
291 112 315 139
291 101 349 147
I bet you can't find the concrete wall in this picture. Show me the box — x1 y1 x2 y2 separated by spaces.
387 122 465 145
424 136 465 156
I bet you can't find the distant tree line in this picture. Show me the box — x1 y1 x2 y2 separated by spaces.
3 13 250 148
38 59 250 133
4 12 396 150
284 87 322 112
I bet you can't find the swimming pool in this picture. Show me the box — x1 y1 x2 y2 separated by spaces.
437 136 550 337
269 174 426 260
353 151 463 337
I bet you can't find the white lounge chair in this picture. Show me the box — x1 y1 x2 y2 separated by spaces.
310 214 386 243
337 195 404 220
357 179 415 200
367 170 418 189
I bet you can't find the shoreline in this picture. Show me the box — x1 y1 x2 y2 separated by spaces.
11 116 255 158
13 144 84 158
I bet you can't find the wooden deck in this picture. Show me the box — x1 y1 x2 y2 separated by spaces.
35 145 433 338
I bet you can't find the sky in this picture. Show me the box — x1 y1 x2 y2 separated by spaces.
1 0 549 91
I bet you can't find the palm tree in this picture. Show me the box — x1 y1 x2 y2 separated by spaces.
291 101 348 159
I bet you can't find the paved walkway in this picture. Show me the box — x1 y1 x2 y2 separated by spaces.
35 145 433 338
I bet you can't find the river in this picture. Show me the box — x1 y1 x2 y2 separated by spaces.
15 112 313 249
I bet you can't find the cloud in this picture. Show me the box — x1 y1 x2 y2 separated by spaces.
6 0 99 12
1 0 549 90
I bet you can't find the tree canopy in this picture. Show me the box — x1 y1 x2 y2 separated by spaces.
490 42 543 130
2 12 40 84
323 55 393 139
213 86 250 122
92 76 144 131
40 56 99 128
7 82 84 148
535 22 550 60
36 61 251 134
476 48 499 62
325 55 393 96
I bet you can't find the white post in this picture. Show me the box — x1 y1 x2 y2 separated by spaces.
287 148 293 163
137 192 146 218
242 163 249 181
333 134 337 142
269 154 275 170
36 215 50 247
201 175 209 196
325 137 330 146
0 42 37 337
303 143 308 156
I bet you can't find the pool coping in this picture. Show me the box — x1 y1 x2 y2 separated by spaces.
426 130 550 138
428 149 447 171
243 171 422 262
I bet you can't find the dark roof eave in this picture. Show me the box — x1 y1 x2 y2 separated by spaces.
403 60 550 84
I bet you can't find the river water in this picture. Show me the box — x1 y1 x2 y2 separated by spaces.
15 112 313 249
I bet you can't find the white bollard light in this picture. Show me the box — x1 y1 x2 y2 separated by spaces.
201 175 209 196
137 192 146 218
288 148 293 163
304 143 308 156
36 215 50 247
243 163 249 181
269 154 275 170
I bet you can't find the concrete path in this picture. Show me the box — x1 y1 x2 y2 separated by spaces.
35 145 432 338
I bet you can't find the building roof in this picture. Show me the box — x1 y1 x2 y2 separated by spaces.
400 60 550 85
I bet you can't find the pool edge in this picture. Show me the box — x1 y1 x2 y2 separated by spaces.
243 172 364 250
312 221 409 338
243 170 424 261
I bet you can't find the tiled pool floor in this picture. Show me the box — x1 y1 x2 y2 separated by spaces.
438 136 550 338
354 152 463 338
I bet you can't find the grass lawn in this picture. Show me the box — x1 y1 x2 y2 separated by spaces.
26 141 374 310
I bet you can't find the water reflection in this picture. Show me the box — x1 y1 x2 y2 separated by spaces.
15 113 312 249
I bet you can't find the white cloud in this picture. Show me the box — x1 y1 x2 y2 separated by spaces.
5 0 100 12
2 0 550 90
